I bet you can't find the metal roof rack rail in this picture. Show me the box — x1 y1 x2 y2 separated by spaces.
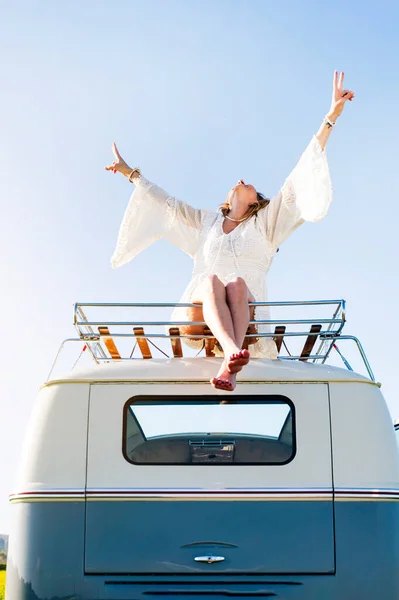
46 299 375 382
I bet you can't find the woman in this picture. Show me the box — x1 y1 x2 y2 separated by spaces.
106 70 354 391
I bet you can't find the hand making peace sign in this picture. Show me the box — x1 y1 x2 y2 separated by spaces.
330 71 355 119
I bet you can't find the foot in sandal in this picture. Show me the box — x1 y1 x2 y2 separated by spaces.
227 349 250 374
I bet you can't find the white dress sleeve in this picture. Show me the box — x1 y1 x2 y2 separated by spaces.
111 176 206 268
262 134 333 249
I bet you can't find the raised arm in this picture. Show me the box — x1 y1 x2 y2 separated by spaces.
105 142 203 229
263 70 354 249
106 143 206 268
316 70 355 150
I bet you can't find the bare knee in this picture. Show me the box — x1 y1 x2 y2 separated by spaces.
204 274 225 298
226 277 248 303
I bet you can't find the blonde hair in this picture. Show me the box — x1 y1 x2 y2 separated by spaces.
219 191 270 222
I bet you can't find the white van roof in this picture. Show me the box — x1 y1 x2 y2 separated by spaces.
44 358 374 387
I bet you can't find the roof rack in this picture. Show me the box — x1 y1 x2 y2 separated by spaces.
46 299 375 381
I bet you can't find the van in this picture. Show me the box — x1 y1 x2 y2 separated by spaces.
6 299 399 600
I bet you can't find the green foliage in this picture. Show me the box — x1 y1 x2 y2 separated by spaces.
0 570 6 600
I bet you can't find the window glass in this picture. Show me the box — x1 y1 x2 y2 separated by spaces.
124 396 295 465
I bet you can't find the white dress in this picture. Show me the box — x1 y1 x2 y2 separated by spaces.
111 134 332 358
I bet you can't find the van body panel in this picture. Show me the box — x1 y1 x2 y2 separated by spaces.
329 383 399 488
5 502 399 599
333 500 399 597
85 498 334 574
13 384 90 492
86 384 332 489
5 501 91 600
85 383 334 575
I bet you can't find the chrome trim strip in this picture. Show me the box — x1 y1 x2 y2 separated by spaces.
9 487 399 503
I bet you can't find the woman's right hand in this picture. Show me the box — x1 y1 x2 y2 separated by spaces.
104 142 134 178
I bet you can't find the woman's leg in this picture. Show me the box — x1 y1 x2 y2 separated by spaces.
181 276 239 391
182 276 251 391
200 275 241 360
225 278 252 373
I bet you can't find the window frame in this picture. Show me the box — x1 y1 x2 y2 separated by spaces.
122 394 297 467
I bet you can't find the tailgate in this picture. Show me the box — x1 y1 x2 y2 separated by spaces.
85 384 334 574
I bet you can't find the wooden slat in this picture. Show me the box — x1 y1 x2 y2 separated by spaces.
203 327 215 357
273 326 286 353
169 327 183 358
299 324 322 361
98 327 121 360
133 327 152 359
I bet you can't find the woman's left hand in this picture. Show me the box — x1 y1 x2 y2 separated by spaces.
328 70 355 120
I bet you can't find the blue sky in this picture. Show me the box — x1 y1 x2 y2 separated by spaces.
1 0 399 531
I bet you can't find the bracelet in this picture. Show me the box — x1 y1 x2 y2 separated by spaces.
128 168 141 183
324 114 336 128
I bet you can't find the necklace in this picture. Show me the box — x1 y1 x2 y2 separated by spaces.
224 214 248 223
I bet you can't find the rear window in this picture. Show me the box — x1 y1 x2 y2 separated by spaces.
123 396 295 465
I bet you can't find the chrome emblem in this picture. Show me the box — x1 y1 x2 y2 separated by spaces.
195 555 225 564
